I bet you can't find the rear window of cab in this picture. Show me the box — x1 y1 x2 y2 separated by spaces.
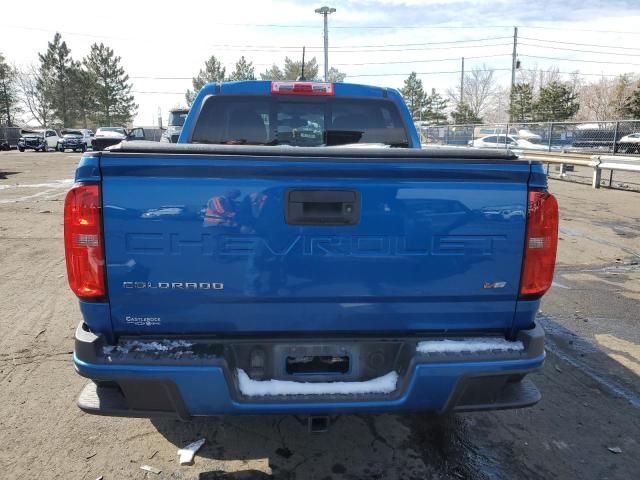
190 95 410 148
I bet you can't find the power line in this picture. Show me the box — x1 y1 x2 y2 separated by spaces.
321 36 512 49
520 25 640 35
520 36 640 51
8 22 640 36
129 68 628 91
197 37 510 51
348 69 511 77
520 42 640 57
3 25 129 40
347 69 631 79
519 54 640 67
332 53 511 67
199 42 514 53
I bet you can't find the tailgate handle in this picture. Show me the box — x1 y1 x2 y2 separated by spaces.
286 189 360 225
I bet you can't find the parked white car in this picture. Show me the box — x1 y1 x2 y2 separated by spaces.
473 126 542 143
618 133 640 153
469 134 548 151
93 127 127 151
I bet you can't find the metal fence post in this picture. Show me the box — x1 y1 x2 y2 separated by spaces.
592 157 602 189
505 122 510 149
547 122 553 152
612 121 619 155
592 167 602 188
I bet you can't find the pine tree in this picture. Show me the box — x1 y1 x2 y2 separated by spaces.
451 102 482 124
71 68 97 128
84 43 137 126
228 56 256 81
283 57 319 80
186 56 226 105
0 52 20 126
400 72 426 120
533 81 580 122
327 67 346 83
509 83 534 122
260 65 285 81
260 57 345 82
611 75 635 118
38 33 78 127
423 89 448 123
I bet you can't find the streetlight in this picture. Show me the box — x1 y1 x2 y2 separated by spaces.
315 6 336 82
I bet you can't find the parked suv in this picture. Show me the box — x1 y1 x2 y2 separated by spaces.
17 129 59 152
57 129 94 152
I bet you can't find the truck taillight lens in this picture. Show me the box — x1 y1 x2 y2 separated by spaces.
519 191 559 298
64 184 106 299
271 81 334 95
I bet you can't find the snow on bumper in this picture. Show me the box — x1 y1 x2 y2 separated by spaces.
236 369 399 397
73 323 545 418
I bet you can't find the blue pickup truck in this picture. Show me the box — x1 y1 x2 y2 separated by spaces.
66 80 558 422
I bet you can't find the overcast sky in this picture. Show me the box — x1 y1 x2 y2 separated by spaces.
2 0 640 126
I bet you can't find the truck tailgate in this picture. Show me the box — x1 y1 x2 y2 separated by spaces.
100 153 530 335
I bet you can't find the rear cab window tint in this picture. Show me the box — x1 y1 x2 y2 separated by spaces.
191 95 409 147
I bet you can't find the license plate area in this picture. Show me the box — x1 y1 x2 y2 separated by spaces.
275 344 360 382
286 355 350 375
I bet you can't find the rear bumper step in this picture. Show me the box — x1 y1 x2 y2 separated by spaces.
74 323 545 417
78 375 541 420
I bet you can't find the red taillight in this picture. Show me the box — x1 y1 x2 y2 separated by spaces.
64 184 106 299
519 191 559 298
271 81 334 96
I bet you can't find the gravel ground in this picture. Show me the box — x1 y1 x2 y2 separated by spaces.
0 151 638 480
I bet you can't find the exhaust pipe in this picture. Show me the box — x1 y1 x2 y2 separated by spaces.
308 415 330 433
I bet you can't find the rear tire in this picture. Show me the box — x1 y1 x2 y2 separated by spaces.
81 144 87 152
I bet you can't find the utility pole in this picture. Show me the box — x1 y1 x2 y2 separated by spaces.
299 46 306 80
460 57 465 105
315 6 336 82
510 26 518 122
511 26 518 93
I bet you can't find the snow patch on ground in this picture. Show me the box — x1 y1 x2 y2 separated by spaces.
236 369 399 397
0 179 74 190
417 338 525 354
103 340 193 355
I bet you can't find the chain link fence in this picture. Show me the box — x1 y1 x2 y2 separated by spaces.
418 120 640 155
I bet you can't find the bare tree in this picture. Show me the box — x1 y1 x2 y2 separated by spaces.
484 85 509 123
448 64 499 120
517 65 561 96
577 74 638 121
577 76 617 121
16 65 54 127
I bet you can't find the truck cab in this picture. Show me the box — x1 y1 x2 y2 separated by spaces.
161 107 189 143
